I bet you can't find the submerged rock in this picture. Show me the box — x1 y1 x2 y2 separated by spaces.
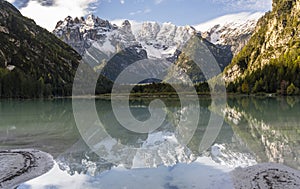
0 149 54 189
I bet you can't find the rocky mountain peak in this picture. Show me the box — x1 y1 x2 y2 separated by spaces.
122 20 131 27
121 20 132 33
184 25 196 33
84 14 112 29
65 15 73 22
55 14 114 32
86 14 95 24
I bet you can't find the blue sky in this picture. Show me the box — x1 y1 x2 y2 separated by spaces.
95 0 271 25
7 0 272 31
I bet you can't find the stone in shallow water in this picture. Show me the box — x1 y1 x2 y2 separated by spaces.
0 149 54 189
231 163 300 189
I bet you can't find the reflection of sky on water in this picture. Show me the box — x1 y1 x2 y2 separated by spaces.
19 157 234 189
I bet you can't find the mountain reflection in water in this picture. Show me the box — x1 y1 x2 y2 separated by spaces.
0 97 299 188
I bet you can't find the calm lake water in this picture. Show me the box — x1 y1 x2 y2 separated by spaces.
0 97 299 188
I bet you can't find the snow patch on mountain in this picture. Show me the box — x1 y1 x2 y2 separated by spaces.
195 12 263 32
112 12 263 57
195 12 264 55
112 19 197 59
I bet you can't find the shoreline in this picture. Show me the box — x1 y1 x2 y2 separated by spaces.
0 149 54 189
1 149 300 188
1 91 300 100
231 163 300 189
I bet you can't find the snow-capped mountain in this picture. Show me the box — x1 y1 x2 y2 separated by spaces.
130 21 196 59
53 16 205 82
54 15 138 57
195 12 264 55
54 15 151 81
53 12 263 83
54 15 197 60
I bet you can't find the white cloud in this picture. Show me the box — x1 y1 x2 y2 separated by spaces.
144 8 151 13
19 0 98 31
154 0 164 4
6 0 16 3
120 0 125 4
212 0 272 11
194 12 264 31
129 8 151 16
129 10 142 16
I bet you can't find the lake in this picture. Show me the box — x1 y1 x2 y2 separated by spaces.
0 97 299 188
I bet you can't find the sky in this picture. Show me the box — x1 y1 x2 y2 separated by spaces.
7 0 272 31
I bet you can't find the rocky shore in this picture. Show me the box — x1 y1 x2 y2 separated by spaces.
1 149 300 189
232 163 300 189
0 149 54 189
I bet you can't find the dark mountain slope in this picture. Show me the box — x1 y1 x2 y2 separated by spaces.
0 0 112 97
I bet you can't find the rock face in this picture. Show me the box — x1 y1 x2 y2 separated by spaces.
166 35 233 83
224 0 300 93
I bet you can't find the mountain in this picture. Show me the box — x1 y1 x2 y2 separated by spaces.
53 15 236 83
166 34 233 83
195 12 264 56
54 16 196 60
0 1 111 98
129 21 196 60
224 0 300 94
54 16 152 82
